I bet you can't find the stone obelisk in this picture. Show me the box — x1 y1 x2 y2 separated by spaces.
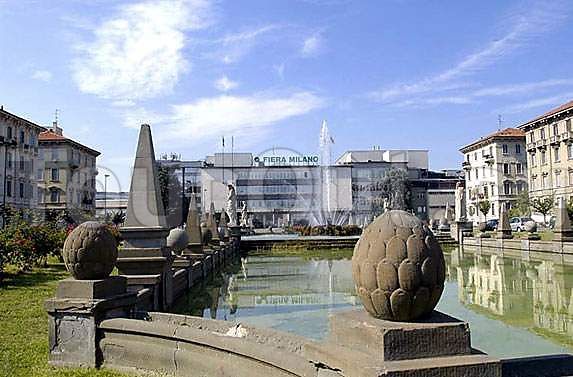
183 194 203 254
117 124 173 310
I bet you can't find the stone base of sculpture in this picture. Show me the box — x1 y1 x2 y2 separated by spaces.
450 221 472 241
305 309 501 376
554 230 573 242
117 227 174 310
45 276 136 368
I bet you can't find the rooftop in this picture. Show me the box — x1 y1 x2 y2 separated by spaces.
0 106 47 132
459 128 525 153
520 99 573 127
39 128 101 156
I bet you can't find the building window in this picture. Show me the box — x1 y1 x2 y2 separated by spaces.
6 180 11 197
6 152 12 169
553 123 559 136
19 130 24 144
516 163 523 175
19 183 24 198
529 132 535 142
567 119 571 132
484 186 488 198
50 190 60 203
474 152 477 161
531 153 536 166
19 157 25 171
516 144 521 154
517 182 524 193
555 172 561 187
555 146 561 162
491 203 495 215
531 176 537 190
569 144 573 160
36 169 43 180
541 150 547 164
540 128 546 139
569 171 573 186
6 126 12 140
51 149 58 160
37 188 43 202
542 174 548 188
503 163 510 175
51 168 59 181
482 166 486 178
502 144 508 155
475 169 479 180
504 182 511 195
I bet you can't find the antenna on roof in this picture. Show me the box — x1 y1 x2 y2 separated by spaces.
497 114 503 131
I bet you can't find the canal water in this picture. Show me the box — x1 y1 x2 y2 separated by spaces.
171 247 573 359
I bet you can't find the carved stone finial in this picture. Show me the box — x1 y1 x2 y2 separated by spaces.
62 222 118 280
166 228 189 255
352 210 446 321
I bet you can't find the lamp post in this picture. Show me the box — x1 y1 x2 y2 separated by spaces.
104 174 110 220
1 138 17 227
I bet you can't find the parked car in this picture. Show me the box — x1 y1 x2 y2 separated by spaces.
509 217 533 232
484 219 498 231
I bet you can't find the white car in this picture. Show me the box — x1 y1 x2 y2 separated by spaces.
509 217 533 232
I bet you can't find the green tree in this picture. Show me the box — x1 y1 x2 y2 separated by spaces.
478 200 490 220
530 195 554 224
157 159 184 228
508 190 530 218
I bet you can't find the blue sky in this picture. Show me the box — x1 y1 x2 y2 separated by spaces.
1 0 573 191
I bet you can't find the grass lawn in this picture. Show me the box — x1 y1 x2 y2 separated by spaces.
0 263 129 377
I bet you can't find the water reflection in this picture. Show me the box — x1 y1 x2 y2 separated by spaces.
171 248 573 357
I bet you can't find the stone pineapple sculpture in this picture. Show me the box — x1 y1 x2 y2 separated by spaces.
352 210 446 321
62 221 118 280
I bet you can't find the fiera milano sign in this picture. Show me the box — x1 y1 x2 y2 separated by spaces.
254 155 320 166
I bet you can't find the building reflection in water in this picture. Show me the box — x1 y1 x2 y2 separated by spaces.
452 247 573 345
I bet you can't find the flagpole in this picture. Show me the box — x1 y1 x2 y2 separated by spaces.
222 136 225 183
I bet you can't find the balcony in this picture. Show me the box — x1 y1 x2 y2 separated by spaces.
561 131 572 142
550 135 561 145
526 142 537 151
462 161 471 170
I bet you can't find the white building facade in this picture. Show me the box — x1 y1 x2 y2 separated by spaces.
0 107 46 223
460 128 527 224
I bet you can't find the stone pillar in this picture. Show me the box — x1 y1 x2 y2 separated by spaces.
46 222 136 368
45 277 136 368
497 203 513 239
554 197 573 242
117 124 173 310
183 194 203 255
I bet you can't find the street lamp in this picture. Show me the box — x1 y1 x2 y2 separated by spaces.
104 174 110 220
1 138 17 226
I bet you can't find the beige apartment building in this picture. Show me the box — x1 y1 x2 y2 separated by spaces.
38 122 100 215
460 128 527 224
518 100 573 204
0 106 46 223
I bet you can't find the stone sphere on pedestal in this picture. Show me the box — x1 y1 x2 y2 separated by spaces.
166 228 189 255
524 220 537 233
62 221 118 280
352 210 446 321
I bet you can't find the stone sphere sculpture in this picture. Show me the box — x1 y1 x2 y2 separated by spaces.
524 220 537 233
352 210 446 321
62 221 118 280
166 228 189 255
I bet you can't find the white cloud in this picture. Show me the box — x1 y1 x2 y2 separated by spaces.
274 62 286 80
72 0 213 101
499 93 573 114
301 32 323 57
368 1 569 105
31 70 52 82
214 75 238 92
123 91 325 145
472 79 573 97
208 24 280 64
